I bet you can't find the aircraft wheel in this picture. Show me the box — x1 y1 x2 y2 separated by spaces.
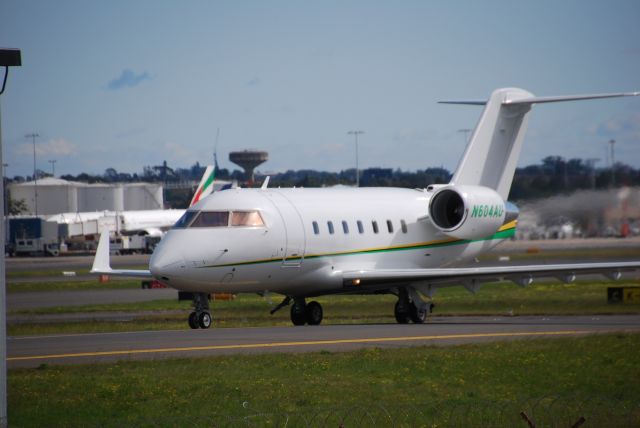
290 302 307 326
198 312 212 329
409 304 427 324
188 311 200 329
306 301 323 325
394 301 410 324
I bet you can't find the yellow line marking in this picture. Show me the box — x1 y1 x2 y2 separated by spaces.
8 329 631 362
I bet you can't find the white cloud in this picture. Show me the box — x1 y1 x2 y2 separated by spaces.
162 141 195 162
589 113 640 140
16 138 77 157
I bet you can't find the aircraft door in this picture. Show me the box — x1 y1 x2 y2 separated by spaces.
266 192 306 267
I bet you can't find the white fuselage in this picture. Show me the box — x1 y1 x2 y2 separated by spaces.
149 187 514 296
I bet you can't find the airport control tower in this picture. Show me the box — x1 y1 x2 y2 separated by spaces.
229 150 268 185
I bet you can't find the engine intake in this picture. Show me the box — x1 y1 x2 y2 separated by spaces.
428 185 507 240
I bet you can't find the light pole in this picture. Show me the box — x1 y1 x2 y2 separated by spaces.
0 47 22 428
609 139 616 187
25 133 39 215
48 159 56 177
458 128 471 144
2 164 7 216
585 158 600 189
347 130 364 187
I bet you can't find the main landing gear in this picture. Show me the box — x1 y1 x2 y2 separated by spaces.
188 292 212 329
272 296 323 326
394 287 433 324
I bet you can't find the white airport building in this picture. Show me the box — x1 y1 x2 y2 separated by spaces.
8 178 164 215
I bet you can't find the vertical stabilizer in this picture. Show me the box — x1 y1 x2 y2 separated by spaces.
442 87 639 199
448 88 534 199
190 165 216 207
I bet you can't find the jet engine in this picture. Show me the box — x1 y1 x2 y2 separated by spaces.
428 185 507 240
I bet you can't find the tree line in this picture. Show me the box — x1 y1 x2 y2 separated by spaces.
8 156 640 209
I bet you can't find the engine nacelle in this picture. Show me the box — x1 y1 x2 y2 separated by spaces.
428 185 506 240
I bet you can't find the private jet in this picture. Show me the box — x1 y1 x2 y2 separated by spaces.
92 87 640 329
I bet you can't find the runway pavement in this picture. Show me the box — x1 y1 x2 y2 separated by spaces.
7 288 177 311
8 314 640 368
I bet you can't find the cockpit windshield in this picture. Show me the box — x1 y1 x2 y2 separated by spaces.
190 211 229 227
173 210 265 229
231 211 264 226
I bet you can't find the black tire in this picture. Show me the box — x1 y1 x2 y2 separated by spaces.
290 303 307 326
394 300 410 324
409 303 427 324
198 312 212 329
188 311 199 329
306 301 323 325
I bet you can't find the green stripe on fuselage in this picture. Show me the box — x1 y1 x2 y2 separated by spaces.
197 226 515 269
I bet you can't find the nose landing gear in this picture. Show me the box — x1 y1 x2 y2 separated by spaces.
188 292 212 329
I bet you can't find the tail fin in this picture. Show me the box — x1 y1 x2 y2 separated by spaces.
442 87 639 199
189 165 216 207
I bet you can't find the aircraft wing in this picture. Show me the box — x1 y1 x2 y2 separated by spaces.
342 261 640 291
90 231 152 278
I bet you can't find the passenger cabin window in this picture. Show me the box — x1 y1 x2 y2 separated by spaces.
342 221 349 234
173 210 199 228
312 221 319 235
231 211 264 227
190 211 229 227
357 220 364 234
328 221 335 234
387 220 394 233
401 220 408 233
372 220 379 234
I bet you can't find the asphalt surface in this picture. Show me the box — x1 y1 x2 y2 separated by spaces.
8 314 640 368
6 253 149 272
7 288 177 311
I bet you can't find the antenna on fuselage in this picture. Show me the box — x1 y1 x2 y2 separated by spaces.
261 176 270 189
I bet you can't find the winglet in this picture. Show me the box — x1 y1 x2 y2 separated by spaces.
90 231 112 274
90 230 153 278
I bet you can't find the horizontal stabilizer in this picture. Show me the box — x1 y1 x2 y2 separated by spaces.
505 91 640 105
440 91 639 107
438 100 487 106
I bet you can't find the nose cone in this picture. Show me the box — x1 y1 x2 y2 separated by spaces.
149 232 185 280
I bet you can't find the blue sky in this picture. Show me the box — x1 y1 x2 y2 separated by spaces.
1 0 639 178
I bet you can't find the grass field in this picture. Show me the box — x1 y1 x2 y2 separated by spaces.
8 279 640 336
8 333 640 427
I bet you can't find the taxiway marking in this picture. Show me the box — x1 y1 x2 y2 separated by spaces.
8 329 630 362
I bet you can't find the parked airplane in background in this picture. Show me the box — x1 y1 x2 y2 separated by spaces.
92 87 640 329
50 166 220 237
